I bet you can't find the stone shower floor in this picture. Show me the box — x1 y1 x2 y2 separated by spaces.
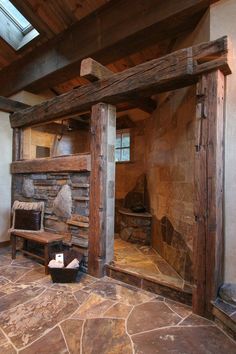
113 238 191 291
0 247 235 353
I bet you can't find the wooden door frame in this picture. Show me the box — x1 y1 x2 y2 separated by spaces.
193 70 225 318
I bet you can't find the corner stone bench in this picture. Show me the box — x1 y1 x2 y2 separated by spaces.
11 230 64 274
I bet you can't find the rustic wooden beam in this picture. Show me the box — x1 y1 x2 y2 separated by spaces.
88 103 116 277
193 70 225 318
33 119 88 135
12 128 22 161
0 0 213 96
80 57 156 113
205 70 225 316
11 154 91 174
10 37 230 129
193 77 208 317
0 96 29 113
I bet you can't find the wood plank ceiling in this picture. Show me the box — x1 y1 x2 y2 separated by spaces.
0 0 110 68
0 0 209 97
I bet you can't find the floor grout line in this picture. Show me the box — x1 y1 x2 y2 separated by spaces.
0 325 19 353
80 319 85 354
59 323 71 354
130 324 216 337
163 301 184 320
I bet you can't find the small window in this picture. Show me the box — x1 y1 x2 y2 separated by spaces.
115 131 130 162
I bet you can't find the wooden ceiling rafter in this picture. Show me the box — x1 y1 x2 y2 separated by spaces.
10 36 230 129
0 0 215 97
0 96 29 113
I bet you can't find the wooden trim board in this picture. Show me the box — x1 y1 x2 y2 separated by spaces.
11 153 91 174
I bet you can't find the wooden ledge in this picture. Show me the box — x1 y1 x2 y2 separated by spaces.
11 153 91 174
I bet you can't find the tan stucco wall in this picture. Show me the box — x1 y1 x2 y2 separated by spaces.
210 0 236 283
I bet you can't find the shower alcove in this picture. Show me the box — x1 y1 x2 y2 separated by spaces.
10 36 230 317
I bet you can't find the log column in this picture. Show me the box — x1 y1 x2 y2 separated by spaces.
88 103 116 277
193 70 225 317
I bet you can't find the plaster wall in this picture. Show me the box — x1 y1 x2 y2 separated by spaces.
0 112 12 242
210 0 236 282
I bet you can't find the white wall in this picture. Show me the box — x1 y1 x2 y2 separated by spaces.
210 0 236 283
0 112 12 242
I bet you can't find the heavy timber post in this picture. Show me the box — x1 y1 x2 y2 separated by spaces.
193 70 225 317
88 103 116 277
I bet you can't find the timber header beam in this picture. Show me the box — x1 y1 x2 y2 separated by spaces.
80 57 156 113
0 0 215 96
10 36 230 129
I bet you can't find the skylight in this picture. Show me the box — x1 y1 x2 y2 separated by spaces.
0 0 39 50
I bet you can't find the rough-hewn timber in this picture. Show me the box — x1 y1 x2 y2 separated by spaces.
10 37 230 129
193 70 225 318
88 103 116 277
0 0 215 96
11 154 91 174
80 57 156 113
0 96 29 113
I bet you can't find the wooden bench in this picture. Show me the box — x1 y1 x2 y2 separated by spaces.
11 230 64 274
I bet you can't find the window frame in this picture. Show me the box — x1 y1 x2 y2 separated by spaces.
115 129 132 164
0 0 39 51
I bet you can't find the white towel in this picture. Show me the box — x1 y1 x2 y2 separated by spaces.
48 260 64 268
66 258 80 269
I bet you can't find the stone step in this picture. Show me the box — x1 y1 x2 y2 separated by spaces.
212 298 236 341
106 264 192 306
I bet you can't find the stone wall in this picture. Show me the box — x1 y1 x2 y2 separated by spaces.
145 87 196 283
12 171 90 268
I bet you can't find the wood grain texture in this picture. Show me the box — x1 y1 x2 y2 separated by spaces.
193 71 225 318
205 70 225 316
0 0 212 96
193 77 208 317
80 57 156 113
88 103 116 277
12 128 22 162
11 154 91 174
0 96 29 113
10 36 230 129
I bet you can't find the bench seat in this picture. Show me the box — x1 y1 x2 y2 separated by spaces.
11 230 64 274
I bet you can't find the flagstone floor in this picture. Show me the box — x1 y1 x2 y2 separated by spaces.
113 238 190 290
0 247 235 353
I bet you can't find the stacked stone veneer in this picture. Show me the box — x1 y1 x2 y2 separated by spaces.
12 172 90 269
